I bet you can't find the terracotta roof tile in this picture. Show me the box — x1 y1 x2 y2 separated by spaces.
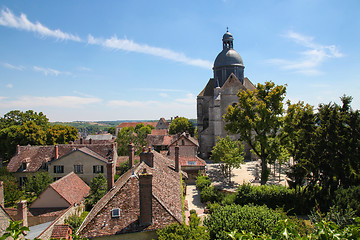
169 156 206 166
150 129 168 135
51 224 71 239
7 143 115 173
77 151 182 238
48 172 90 205
116 122 157 129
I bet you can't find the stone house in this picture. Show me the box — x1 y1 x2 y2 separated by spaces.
197 30 256 159
77 149 183 240
7 143 117 186
30 172 90 209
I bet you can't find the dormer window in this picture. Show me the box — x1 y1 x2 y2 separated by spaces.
181 140 185 146
21 162 27 171
111 208 120 218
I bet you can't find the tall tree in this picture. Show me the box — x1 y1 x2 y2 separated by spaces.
224 81 286 185
25 171 53 197
169 117 195 136
210 136 244 182
85 173 107 209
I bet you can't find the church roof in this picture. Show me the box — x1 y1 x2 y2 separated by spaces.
214 48 244 68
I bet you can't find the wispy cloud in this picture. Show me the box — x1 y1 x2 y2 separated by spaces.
175 93 196 104
77 67 92 71
2 62 24 71
33 66 72 76
159 93 169 98
88 35 212 69
0 8 81 41
267 30 343 75
0 96 102 108
6 83 13 88
134 88 187 93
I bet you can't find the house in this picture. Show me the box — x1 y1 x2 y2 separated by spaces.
50 224 72 240
77 148 183 240
30 172 90 209
7 143 117 186
155 118 169 130
146 133 175 152
115 121 157 136
168 133 206 183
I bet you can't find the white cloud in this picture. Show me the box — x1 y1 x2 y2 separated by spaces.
33 66 72 76
6 83 13 88
108 100 159 107
175 93 196 104
0 8 81 41
77 67 92 71
267 30 343 75
88 35 212 69
159 93 169 98
2 62 24 71
0 97 7 100
0 96 102 108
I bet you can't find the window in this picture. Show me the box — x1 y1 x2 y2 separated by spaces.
187 161 197 165
21 163 27 171
111 208 120 218
181 140 185 146
74 165 83 174
54 165 64 173
41 162 48 170
93 165 104 173
53 177 62 181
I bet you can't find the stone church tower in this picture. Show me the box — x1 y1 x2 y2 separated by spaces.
197 30 255 159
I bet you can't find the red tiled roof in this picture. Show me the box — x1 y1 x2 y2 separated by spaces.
116 155 140 166
116 122 157 129
150 129 168 135
146 135 176 147
7 143 115 173
169 133 198 147
48 172 90 205
51 224 72 239
77 151 182 238
169 156 206 166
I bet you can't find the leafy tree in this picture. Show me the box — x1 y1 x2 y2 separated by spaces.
85 174 107 209
0 220 29 240
0 168 23 207
46 124 78 145
116 124 153 156
25 172 53 197
107 127 116 135
169 117 195 136
210 136 244 182
0 110 49 129
224 81 287 185
157 211 209 240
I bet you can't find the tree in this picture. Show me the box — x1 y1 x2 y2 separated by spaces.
210 136 244 182
0 110 49 129
107 127 116 135
0 220 29 240
224 81 287 185
46 124 78 145
169 117 195 136
116 124 153 156
85 173 107 209
0 167 23 207
25 172 53 197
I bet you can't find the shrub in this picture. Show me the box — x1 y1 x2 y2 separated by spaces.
310 205 356 228
200 186 221 203
333 185 360 216
204 204 288 240
195 175 211 191
65 211 89 232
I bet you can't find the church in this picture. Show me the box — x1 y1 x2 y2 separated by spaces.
197 30 255 159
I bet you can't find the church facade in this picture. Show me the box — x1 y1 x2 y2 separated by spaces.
197 30 255 159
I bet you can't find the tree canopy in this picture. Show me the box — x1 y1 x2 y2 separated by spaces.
0 110 78 161
224 81 287 185
210 136 244 182
116 124 153 156
169 117 195 136
25 171 53 197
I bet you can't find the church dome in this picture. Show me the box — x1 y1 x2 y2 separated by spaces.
214 49 244 68
213 30 244 68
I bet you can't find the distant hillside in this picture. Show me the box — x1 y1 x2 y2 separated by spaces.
53 119 197 135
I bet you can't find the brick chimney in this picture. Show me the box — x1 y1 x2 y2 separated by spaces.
17 200 28 227
55 145 59 159
128 143 135 168
16 145 20 155
139 169 152 226
89 138 92 144
140 147 154 168
107 161 114 190
0 181 4 208
175 145 180 172
80 137 83 144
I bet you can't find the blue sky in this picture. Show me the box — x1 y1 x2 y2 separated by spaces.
0 0 359 122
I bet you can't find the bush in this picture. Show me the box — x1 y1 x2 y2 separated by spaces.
204 204 289 240
333 185 360 216
65 211 88 232
195 175 211 191
310 205 356 228
200 186 221 203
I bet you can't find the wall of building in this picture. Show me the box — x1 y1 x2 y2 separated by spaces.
48 151 108 185
30 188 70 209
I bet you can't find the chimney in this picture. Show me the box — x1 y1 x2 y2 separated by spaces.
107 161 114 190
175 145 180 172
185 132 190 138
89 138 92 144
16 145 20 155
140 148 154 168
55 145 59 159
139 169 152 226
80 137 83 144
128 143 135 168
0 181 4 208
17 200 28 227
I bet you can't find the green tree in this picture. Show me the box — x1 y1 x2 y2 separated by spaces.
107 127 116 135
169 117 195 136
85 174 107 209
0 167 23 207
0 220 29 240
116 124 153 156
224 81 287 185
25 172 53 197
157 211 209 240
210 136 244 182
0 110 49 129
46 124 78 145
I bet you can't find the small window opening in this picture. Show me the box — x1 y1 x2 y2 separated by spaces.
111 208 120 218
